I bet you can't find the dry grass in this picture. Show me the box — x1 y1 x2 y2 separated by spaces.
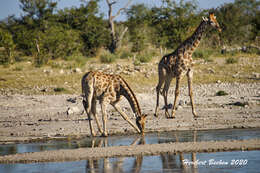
0 53 259 95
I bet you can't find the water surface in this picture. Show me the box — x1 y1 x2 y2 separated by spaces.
1 128 260 156
1 150 259 173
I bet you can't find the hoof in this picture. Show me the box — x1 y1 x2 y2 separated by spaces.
101 133 108 137
166 116 175 119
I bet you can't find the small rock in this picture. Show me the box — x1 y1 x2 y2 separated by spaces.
59 69 65 74
67 97 77 103
252 72 260 79
43 69 53 74
208 68 215 74
73 68 82 74
179 100 185 106
67 106 80 115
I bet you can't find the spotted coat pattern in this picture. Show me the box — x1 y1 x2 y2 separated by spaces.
154 13 221 119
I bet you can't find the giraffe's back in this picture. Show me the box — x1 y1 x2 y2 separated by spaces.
82 71 122 102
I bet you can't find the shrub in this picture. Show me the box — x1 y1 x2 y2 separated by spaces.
0 29 15 64
136 54 152 63
13 66 23 71
54 87 66 92
193 49 213 62
119 51 133 59
226 57 238 64
216 90 228 96
100 51 118 63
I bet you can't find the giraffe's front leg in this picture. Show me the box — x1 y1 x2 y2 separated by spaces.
187 70 198 118
113 104 141 133
171 77 181 118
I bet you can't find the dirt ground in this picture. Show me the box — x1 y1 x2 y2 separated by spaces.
0 82 260 163
0 82 259 143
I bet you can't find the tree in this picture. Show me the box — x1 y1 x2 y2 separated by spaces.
106 0 132 53
148 0 198 49
214 0 260 45
19 0 57 20
0 28 15 64
126 4 149 53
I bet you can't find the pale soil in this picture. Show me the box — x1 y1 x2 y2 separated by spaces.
0 82 259 163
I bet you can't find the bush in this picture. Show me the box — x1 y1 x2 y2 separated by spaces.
54 87 66 92
0 29 15 64
136 54 152 63
119 51 133 59
226 57 238 64
100 51 118 63
216 90 228 96
193 49 214 62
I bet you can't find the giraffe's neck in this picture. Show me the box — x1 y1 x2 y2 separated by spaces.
119 78 142 117
184 20 208 53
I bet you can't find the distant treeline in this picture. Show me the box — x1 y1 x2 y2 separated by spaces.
0 0 259 65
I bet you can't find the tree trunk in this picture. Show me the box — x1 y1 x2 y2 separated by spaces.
106 0 132 53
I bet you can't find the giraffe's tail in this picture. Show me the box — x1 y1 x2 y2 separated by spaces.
81 71 94 102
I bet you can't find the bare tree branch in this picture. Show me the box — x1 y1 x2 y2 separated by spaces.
113 0 132 19
106 0 132 53
106 0 132 21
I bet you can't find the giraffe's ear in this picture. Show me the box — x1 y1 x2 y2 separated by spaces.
202 16 208 22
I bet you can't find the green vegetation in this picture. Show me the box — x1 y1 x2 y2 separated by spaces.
100 51 118 63
216 90 229 96
54 87 66 92
0 0 258 66
226 57 238 64
0 0 259 94
193 49 214 62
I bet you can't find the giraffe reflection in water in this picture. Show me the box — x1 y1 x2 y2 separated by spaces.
85 131 198 173
85 137 145 173
159 131 198 173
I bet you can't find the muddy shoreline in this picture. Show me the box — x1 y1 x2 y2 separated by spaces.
1 139 260 163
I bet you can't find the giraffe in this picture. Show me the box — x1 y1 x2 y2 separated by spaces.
81 71 147 137
154 13 221 119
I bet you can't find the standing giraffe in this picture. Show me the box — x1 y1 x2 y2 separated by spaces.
154 13 221 119
82 71 147 137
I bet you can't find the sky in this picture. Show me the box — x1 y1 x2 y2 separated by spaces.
0 0 235 21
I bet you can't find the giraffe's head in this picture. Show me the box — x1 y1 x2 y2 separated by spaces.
136 114 147 135
203 12 222 32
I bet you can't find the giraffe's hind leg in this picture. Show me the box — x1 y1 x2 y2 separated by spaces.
187 69 198 118
91 97 103 134
162 77 173 118
82 82 96 137
154 67 167 117
83 98 96 137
